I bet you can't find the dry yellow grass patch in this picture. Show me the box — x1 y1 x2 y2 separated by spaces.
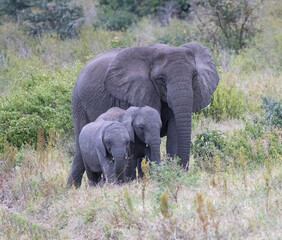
0 139 281 239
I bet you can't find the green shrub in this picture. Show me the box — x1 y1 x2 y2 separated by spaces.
96 0 191 31
225 120 281 168
192 0 263 51
0 0 84 39
261 96 281 128
232 1 282 72
225 128 255 166
192 129 226 172
151 157 188 201
0 61 82 151
97 5 138 31
109 32 137 49
206 81 247 121
156 19 199 46
192 113 281 172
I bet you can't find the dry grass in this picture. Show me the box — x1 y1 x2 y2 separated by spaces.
0 132 281 239
192 118 245 139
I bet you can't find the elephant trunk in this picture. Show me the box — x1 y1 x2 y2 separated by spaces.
114 153 127 183
167 80 193 169
147 140 161 165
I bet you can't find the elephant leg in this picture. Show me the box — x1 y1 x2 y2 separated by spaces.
166 116 177 157
84 163 101 186
67 149 85 188
137 157 144 178
67 94 89 188
125 158 138 181
92 172 102 184
98 177 106 187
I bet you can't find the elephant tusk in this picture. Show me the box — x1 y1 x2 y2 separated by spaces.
146 144 148 147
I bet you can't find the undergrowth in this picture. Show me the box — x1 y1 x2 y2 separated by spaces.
0 131 281 239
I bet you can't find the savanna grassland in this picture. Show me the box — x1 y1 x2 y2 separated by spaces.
0 0 281 239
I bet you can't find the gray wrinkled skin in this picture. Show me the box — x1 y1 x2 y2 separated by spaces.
67 42 219 188
98 106 162 180
79 119 130 185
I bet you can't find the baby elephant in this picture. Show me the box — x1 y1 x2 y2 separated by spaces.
79 119 130 185
98 106 162 180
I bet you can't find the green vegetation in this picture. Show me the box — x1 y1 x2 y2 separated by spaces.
192 129 225 172
0 0 84 38
1 133 281 239
0 0 281 239
97 0 190 30
261 96 282 128
204 80 247 121
192 116 281 173
0 61 82 150
196 0 264 51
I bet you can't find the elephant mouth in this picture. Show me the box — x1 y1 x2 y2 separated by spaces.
155 81 167 102
145 145 150 156
160 86 167 102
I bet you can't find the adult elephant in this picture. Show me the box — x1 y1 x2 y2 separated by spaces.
67 42 219 188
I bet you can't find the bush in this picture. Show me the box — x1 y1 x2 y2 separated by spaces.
24 0 84 39
0 0 84 39
96 0 191 30
192 0 263 51
97 5 138 31
156 19 199 46
205 81 247 121
225 120 281 168
192 129 226 172
0 61 83 151
225 128 256 166
192 111 281 172
151 157 188 200
230 1 282 72
261 96 282 128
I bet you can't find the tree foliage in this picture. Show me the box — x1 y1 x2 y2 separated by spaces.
97 0 191 30
192 0 264 51
0 0 84 39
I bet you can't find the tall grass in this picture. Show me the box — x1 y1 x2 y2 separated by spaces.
0 133 281 239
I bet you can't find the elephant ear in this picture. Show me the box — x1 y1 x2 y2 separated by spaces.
96 120 110 158
104 47 161 110
119 107 139 143
180 42 219 112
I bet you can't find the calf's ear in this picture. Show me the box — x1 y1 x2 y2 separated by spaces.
119 107 140 143
96 123 108 158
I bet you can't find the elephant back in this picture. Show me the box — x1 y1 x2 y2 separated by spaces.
97 107 126 122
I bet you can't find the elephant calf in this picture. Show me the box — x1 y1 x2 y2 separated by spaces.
98 106 162 180
79 119 130 185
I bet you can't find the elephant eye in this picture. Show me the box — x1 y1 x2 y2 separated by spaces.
138 125 144 131
193 71 198 80
158 76 165 84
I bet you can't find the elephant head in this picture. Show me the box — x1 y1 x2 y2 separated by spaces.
97 122 130 183
103 42 219 169
119 106 162 164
